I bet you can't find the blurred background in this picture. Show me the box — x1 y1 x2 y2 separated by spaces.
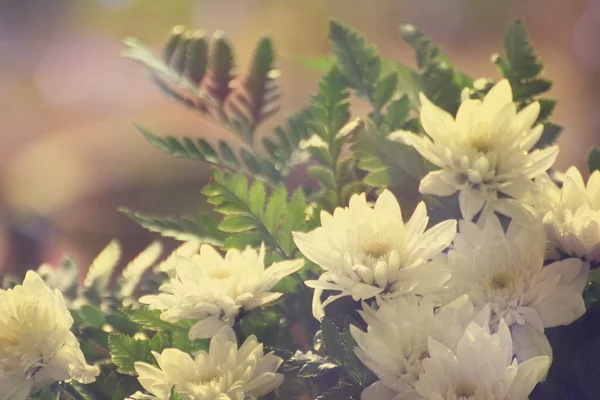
1 0 599 276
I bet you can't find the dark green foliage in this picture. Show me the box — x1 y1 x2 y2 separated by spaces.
119 207 225 244
534 123 563 150
399 23 471 114
493 20 558 143
497 20 543 81
135 124 281 183
285 317 376 398
587 146 600 173
328 21 381 101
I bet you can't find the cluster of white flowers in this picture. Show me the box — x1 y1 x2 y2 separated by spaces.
128 326 283 400
2 78 596 400
293 79 597 399
0 271 98 399
125 242 301 399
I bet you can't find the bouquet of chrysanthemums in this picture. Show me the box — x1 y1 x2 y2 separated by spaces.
3 18 600 400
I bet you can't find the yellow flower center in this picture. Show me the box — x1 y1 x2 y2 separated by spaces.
469 135 492 153
455 383 476 398
490 271 513 291
211 269 233 280
361 241 391 259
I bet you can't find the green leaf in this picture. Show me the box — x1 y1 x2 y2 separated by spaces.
321 318 346 362
137 123 281 183
382 60 423 109
534 123 563 149
351 121 427 188
308 66 351 140
501 20 543 80
123 308 183 332
204 170 304 256
588 147 600 173
119 207 224 245
328 20 381 99
170 387 184 400
512 78 552 102
170 330 209 354
207 33 235 105
248 180 267 216
371 72 398 111
537 98 557 122
217 140 239 167
78 305 106 328
234 36 279 132
264 109 312 174
399 23 468 114
383 95 410 131
263 185 287 233
123 30 212 113
186 31 209 86
307 165 336 188
108 334 152 375
218 215 259 232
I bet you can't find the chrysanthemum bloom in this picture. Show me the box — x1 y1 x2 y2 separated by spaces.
392 80 558 221
139 243 303 339
128 326 283 400
443 215 588 361
293 190 456 320
535 167 600 265
414 320 550 400
352 295 490 400
0 271 99 399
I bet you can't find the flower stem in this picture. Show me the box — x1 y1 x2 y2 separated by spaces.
60 382 88 400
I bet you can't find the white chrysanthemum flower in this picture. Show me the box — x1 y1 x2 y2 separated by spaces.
128 326 283 400
392 80 558 220
139 243 303 339
0 271 99 399
353 295 490 400
293 190 456 320
535 166 600 265
443 215 589 361
414 320 550 400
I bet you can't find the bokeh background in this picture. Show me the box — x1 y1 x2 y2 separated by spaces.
1 0 599 276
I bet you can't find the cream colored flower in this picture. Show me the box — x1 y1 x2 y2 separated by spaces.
139 243 303 339
353 295 490 400
129 326 283 400
0 271 98 400
415 320 550 400
293 190 456 320
392 80 558 221
536 167 600 265
443 215 588 361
